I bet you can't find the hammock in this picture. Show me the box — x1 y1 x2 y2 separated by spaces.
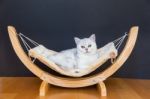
7 26 139 89
17 32 127 77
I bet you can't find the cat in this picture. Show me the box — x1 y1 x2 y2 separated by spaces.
48 34 99 70
74 34 99 69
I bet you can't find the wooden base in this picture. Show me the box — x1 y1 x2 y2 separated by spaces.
97 81 107 96
39 81 49 96
1 77 150 99
39 80 107 96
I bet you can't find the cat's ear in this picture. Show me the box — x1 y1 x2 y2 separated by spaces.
89 34 96 42
74 37 81 44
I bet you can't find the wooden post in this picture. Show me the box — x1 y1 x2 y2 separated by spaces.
39 81 49 96
97 81 107 96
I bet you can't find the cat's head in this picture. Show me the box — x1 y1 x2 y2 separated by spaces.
74 34 97 54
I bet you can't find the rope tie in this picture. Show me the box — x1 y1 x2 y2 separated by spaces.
113 32 128 50
18 33 39 63
111 32 128 63
17 32 128 64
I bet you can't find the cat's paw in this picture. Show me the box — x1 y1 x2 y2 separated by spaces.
74 69 80 74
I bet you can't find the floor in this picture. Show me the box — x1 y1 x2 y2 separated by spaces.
0 77 149 99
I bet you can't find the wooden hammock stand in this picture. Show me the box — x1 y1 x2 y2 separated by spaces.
7 26 138 96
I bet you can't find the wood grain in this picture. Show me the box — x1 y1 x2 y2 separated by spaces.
0 77 149 99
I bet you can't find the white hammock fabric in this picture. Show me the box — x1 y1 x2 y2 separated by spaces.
29 42 117 73
17 33 127 77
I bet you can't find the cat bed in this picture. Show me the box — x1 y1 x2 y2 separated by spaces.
7 26 138 88
28 42 118 77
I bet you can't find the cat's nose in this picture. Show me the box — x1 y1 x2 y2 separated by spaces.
85 48 88 52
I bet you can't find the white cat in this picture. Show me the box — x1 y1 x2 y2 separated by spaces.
48 34 99 70
75 34 99 69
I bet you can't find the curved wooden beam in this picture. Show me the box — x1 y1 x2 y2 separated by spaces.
99 26 138 78
7 26 138 88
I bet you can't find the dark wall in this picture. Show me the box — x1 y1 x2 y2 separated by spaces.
0 0 150 79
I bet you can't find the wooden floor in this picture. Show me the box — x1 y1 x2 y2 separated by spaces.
0 77 150 99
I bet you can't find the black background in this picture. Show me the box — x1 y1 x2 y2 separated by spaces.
0 0 150 79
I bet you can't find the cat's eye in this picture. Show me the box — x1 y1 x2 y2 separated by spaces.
81 46 85 48
88 44 92 47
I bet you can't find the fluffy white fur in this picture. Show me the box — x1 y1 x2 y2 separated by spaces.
48 34 99 70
